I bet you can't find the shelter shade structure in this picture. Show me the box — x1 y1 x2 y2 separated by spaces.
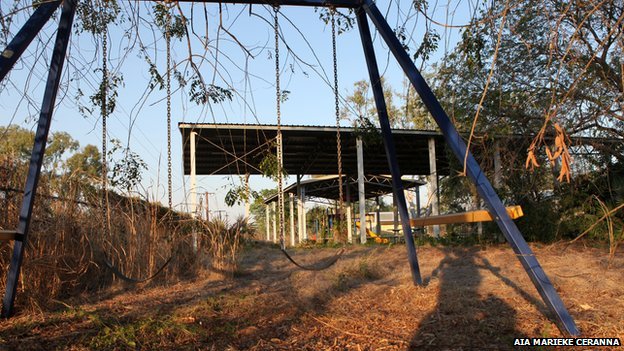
178 123 448 177
263 175 425 246
0 0 579 337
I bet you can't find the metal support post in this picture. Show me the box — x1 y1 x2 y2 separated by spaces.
265 204 270 241
356 8 422 285
362 0 579 335
346 182 352 243
393 195 399 233
356 137 367 244
375 196 381 235
296 175 302 243
272 201 277 243
301 187 307 240
0 1 61 82
415 185 421 218
428 137 440 237
190 131 198 252
244 174 251 218
2 0 77 318
289 192 295 246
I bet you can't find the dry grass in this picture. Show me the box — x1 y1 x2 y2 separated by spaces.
0 241 622 350
0 158 245 314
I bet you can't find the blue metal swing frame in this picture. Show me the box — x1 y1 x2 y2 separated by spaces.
0 0 579 336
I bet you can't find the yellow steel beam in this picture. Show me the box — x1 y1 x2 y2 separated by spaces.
379 206 524 227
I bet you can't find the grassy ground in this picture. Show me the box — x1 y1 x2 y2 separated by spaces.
0 241 622 350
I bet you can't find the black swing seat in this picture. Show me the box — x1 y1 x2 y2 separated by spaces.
280 247 345 271
103 254 173 283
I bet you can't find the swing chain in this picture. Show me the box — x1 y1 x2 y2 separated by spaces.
274 5 285 249
331 8 344 230
166 0 173 210
101 0 109 233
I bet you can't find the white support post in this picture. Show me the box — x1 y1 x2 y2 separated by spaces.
289 192 295 247
345 179 352 244
356 137 366 244
415 184 421 218
244 173 251 218
297 175 303 244
190 131 198 252
265 204 270 241
301 187 307 241
428 137 440 237
494 140 502 189
375 196 381 235
272 201 277 243
346 202 353 243
393 195 399 233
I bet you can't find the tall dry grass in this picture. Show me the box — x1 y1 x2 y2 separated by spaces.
0 158 252 313
196 216 254 276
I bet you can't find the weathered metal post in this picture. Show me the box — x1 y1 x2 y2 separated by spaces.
289 192 295 246
2 0 77 318
428 137 440 237
357 8 422 285
356 137 367 244
362 0 579 335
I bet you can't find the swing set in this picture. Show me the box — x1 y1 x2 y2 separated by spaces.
0 0 579 337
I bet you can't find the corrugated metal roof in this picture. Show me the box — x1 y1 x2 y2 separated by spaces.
178 123 449 176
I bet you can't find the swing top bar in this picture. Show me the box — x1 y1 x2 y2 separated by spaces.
143 0 362 8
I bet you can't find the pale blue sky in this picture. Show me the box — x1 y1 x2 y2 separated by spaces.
0 0 478 219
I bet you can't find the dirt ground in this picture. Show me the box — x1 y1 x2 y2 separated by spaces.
0 241 622 350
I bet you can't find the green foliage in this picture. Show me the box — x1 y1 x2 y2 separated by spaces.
0 126 78 171
248 188 278 237
353 115 382 147
90 69 124 117
152 3 186 39
0 125 36 161
258 147 287 181
66 144 102 180
89 316 192 350
341 78 434 130
224 183 258 207
76 0 122 34
46 131 79 170
316 8 355 35
107 139 147 191
413 29 440 62
280 90 290 103
189 79 233 105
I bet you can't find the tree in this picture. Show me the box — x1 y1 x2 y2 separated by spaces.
66 144 102 181
431 0 624 241
0 126 79 172
249 188 278 239
341 78 435 130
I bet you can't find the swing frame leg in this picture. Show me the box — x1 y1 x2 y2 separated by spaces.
356 9 422 286
361 0 579 336
1 0 77 318
0 1 61 82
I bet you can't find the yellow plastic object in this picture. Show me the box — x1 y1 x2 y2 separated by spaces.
377 205 524 226
355 222 389 244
